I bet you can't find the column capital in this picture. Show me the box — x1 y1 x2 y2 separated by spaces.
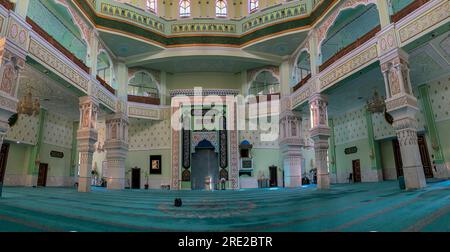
379 47 409 67
309 93 330 137
105 111 129 161
78 96 99 131
308 92 328 104
380 48 414 99
279 110 304 150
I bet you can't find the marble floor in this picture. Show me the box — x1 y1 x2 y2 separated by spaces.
0 180 449 232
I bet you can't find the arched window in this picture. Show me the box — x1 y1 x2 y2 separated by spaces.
146 0 156 13
249 0 259 13
97 51 115 88
128 72 160 98
249 71 280 96
179 0 191 17
295 51 311 83
216 0 227 17
320 4 380 63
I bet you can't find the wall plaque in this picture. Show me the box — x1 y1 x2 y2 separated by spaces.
345 147 358 155
50 151 64 158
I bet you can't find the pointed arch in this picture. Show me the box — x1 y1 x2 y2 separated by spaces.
248 70 280 96
293 50 311 85
127 70 161 98
315 0 378 57
97 50 116 89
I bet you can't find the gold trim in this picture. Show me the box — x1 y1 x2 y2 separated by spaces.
74 0 338 48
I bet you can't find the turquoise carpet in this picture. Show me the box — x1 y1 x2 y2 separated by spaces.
0 181 449 232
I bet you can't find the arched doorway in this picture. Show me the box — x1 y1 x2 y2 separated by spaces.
191 139 219 190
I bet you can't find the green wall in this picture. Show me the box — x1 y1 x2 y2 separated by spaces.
436 120 450 167
39 143 72 178
335 138 371 182
125 149 172 189
4 143 31 183
251 148 282 179
379 140 397 180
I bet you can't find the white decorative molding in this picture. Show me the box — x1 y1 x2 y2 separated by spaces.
291 79 314 108
397 0 449 46
28 33 90 93
377 23 399 56
93 80 117 111
128 102 166 120
320 40 378 90
170 89 240 97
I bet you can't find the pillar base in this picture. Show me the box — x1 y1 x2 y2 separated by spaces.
78 177 91 192
433 163 449 179
317 173 330 190
282 155 303 188
285 175 302 188
404 165 426 190
107 178 125 190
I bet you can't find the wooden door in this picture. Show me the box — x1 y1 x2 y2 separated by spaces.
392 139 404 178
269 166 278 187
0 143 10 196
131 168 141 189
352 160 361 182
418 135 433 178
37 163 48 187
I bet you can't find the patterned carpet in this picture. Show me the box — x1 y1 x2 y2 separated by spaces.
0 180 449 232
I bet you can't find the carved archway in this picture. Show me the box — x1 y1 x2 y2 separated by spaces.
315 0 378 56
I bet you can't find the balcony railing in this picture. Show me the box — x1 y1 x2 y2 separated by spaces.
26 17 90 74
128 95 161 105
0 0 14 10
319 25 381 73
391 0 430 23
293 74 311 92
96 75 116 95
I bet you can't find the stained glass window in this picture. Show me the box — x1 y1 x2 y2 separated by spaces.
249 0 259 13
216 0 227 17
180 0 191 17
146 0 156 13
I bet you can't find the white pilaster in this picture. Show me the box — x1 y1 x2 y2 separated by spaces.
77 96 99 192
309 93 331 190
279 102 303 188
105 112 129 190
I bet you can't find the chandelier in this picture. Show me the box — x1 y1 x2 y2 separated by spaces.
366 89 385 114
17 86 40 116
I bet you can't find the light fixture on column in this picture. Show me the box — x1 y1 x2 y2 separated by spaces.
366 89 385 114
17 86 40 116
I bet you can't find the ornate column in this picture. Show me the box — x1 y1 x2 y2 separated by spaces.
309 93 331 190
279 103 303 188
105 111 129 190
381 49 426 189
77 96 99 192
0 13 29 196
